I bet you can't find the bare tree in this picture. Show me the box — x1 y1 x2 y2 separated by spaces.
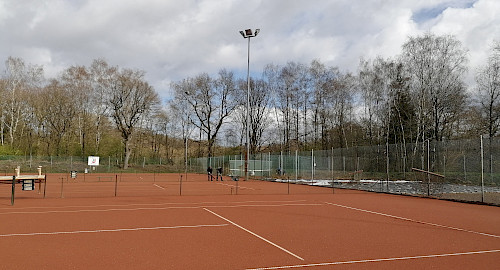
271 62 306 152
476 41 500 138
108 69 160 169
358 57 387 145
324 73 356 148
172 69 238 161
89 59 117 153
36 79 77 155
1 57 44 146
234 77 272 153
401 33 468 142
60 65 92 156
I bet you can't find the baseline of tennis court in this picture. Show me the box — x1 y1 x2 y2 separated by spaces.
1 180 499 269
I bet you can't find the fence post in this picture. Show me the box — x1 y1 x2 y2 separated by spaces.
295 150 298 181
481 135 485 203
268 152 271 178
311 149 314 184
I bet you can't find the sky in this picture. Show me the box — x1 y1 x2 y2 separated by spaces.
0 0 499 101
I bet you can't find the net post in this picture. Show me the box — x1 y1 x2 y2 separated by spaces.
114 174 118 197
11 176 16 206
179 174 183 196
43 175 47 198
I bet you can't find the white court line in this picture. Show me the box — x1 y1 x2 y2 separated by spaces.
325 202 500 239
0 203 321 215
203 208 304 261
246 249 500 270
209 203 322 209
0 199 308 211
217 183 256 190
153 184 165 190
0 224 229 237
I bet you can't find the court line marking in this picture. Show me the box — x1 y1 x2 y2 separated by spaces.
325 202 500 239
0 199 308 211
217 183 256 190
203 208 305 261
0 224 229 237
0 203 322 215
153 184 165 190
246 249 500 270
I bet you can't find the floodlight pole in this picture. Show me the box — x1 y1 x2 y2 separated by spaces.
240 28 259 181
184 91 191 181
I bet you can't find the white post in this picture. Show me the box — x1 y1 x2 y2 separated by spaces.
268 152 271 178
280 151 283 176
311 149 314 183
331 147 334 188
295 150 298 181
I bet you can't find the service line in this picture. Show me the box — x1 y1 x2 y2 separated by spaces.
246 249 500 270
0 224 229 238
204 208 304 261
153 184 166 190
325 202 500 239
0 199 308 211
0 203 321 215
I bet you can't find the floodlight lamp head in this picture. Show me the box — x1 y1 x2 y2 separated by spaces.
239 28 260 38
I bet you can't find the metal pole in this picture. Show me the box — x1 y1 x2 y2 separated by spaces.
43 175 47 198
185 136 188 181
11 176 16 205
295 150 298 181
311 149 314 184
179 174 183 196
114 174 118 197
268 152 271 178
245 36 251 182
427 140 430 196
481 135 485 203
332 147 335 194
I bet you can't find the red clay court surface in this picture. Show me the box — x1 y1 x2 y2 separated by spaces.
1 173 499 269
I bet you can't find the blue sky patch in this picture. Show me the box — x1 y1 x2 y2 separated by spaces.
412 0 477 24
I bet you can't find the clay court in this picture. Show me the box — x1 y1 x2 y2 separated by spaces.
1 173 499 269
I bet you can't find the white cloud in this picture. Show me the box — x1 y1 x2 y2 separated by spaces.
0 0 498 98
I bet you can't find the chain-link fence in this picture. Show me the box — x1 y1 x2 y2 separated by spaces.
0 155 186 175
2 137 499 205
190 137 500 205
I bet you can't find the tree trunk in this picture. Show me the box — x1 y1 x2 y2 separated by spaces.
123 139 132 169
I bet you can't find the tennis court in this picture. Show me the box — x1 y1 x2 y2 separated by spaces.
1 173 499 269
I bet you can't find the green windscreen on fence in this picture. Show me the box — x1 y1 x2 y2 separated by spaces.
229 160 272 177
